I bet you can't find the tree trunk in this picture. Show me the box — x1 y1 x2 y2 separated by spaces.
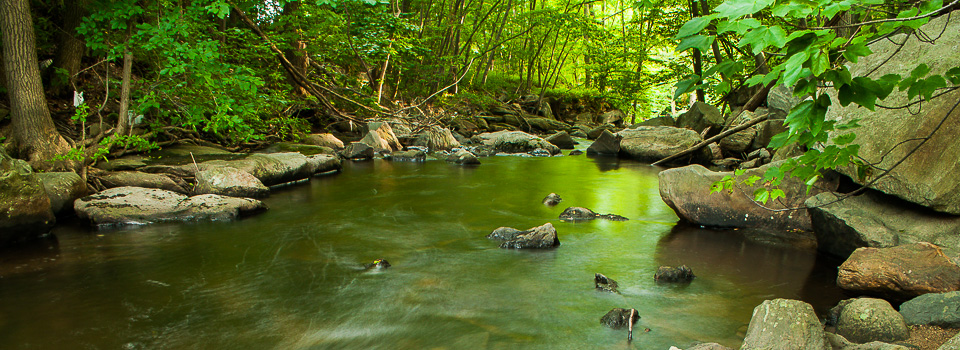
48 0 89 97
1 0 72 171
689 0 705 103
481 0 513 84
282 1 309 96
117 49 133 136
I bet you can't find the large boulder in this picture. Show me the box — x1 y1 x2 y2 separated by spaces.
96 170 188 193
824 13 960 214
600 308 639 329
837 243 960 301
741 299 829 350
659 161 835 237
341 142 375 160
199 152 314 186
413 126 461 151
752 118 788 149
491 131 560 155
0 151 55 245
37 172 87 215
545 131 577 149
899 291 960 327
676 102 723 134
600 110 625 126
836 298 910 344
940 333 960 350
767 84 803 119
74 186 266 226
807 190 960 258
633 116 675 127
306 154 342 174
445 149 481 165
585 130 621 155
525 117 568 132
195 166 269 198
618 126 705 163
303 133 344 150
363 121 403 152
487 222 560 249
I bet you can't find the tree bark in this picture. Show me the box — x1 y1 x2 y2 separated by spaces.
117 48 133 136
48 0 89 96
1 0 72 170
282 1 309 96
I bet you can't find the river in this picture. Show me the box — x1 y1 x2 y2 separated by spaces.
0 152 844 349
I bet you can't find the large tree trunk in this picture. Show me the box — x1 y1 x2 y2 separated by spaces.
282 1 309 96
1 0 72 171
48 0 89 97
117 48 133 136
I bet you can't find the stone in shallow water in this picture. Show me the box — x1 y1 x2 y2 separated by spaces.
487 223 560 249
74 186 266 226
595 273 619 293
654 265 695 283
600 308 639 329
542 193 562 206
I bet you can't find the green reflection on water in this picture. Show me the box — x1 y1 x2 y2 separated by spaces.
0 154 840 349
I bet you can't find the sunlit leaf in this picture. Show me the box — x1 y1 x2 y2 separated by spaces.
677 15 718 38
714 0 776 18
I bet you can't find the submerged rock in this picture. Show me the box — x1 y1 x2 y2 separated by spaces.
364 259 391 270
445 149 481 165
488 223 560 249
600 308 640 329
74 186 266 227
542 193 562 206
595 273 619 293
559 207 628 221
654 265 695 283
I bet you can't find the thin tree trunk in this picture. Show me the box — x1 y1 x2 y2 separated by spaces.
689 0 705 102
117 49 133 136
1 0 72 170
481 0 513 83
283 1 309 96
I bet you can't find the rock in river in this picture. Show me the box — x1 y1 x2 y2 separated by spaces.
837 242 960 301
600 308 640 329
542 193 562 206
195 166 269 198
74 186 266 227
595 273 619 293
654 265 695 283
487 222 560 249
741 299 829 350
559 206 628 221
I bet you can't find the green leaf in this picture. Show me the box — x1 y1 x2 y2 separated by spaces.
753 188 770 204
772 0 817 18
782 51 810 87
717 18 762 34
810 49 830 76
833 133 856 145
704 61 745 77
674 76 701 99
677 35 715 52
945 67 960 84
743 175 762 186
908 75 948 100
843 43 872 64
770 189 786 202
715 0 776 18
738 25 787 54
677 15 718 38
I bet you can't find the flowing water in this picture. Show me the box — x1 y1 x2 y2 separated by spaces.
0 153 844 349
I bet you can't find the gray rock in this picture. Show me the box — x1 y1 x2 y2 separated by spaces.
492 222 560 249
741 299 829 350
836 298 909 344
600 109 625 126
486 227 523 241
559 206 597 220
492 131 560 155
195 166 269 198
752 118 787 149
595 273 619 293
364 121 404 152
586 124 617 139
824 13 960 214
37 172 87 215
200 152 314 186
940 332 960 350
74 186 266 226
618 126 706 164
261 142 336 156
718 127 756 153
806 190 960 258
0 150 55 245
659 161 834 235
385 150 426 162
545 131 577 149
654 265 695 283
341 142 375 160
97 170 188 193
414 126 461 151
633 116 676 127
306 154 342 174
600 308 639 329
837 243 960 301
825 333 910 350
360 130 393 153
768 84 803 119
676 102 723 134
686 343 733 350
575 112 597 126
525 117 568 132
585 130 621 155
772 142 804 162
542 193 562 206
445 149 481 165
94 157 146 171
899 291 960 327
303 133 344 150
